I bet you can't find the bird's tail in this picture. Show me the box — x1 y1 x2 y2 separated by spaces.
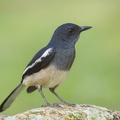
0 83 25 112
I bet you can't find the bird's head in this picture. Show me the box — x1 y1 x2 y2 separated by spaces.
49 23 92 48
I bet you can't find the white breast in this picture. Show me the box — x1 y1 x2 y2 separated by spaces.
23 65 69 88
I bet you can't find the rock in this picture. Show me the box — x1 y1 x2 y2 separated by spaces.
0 104 120 120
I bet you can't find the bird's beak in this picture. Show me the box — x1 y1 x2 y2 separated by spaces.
80 26 92 32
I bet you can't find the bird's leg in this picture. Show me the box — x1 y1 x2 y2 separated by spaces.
49 87 66 103
37 85 50 106
49 87 76 107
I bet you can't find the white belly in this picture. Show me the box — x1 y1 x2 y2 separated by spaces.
23 65 69 88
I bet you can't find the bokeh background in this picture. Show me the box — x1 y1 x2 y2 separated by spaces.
0 0 120 115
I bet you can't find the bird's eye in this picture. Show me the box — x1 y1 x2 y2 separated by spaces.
68 28 74 34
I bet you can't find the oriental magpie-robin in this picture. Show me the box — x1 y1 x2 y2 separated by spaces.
0 23 92 112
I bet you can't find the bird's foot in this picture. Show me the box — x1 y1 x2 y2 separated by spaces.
61 102 76 107
41 102 76 107
41 103 61 108
41 103 50 107
52 103 62 107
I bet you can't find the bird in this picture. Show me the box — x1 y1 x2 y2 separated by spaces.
0 23 92 112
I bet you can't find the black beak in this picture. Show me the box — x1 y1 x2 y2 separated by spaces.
80 26 92 32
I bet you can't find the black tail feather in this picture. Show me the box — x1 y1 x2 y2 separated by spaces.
0 84 25 112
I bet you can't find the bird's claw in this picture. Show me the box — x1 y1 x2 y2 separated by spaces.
61 102 76 107
41 103 61 108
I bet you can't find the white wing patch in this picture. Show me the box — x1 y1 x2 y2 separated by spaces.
23 48 53 75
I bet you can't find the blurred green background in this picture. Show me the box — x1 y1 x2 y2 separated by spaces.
0 0 120 115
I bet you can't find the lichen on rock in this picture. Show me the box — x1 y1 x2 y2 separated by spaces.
0 104 120 120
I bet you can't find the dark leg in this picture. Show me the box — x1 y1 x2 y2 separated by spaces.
49 88 66 104
49 87 76 107
37 86 50 106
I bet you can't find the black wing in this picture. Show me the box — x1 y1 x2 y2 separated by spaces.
21 46 56 82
